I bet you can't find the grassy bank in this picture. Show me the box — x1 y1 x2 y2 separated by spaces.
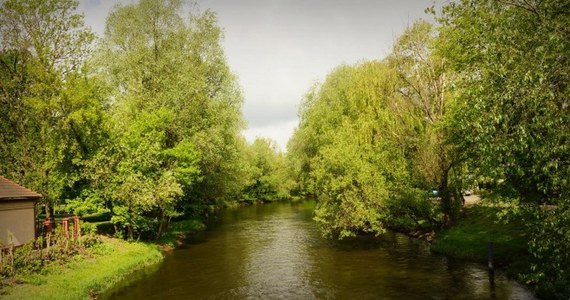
431 205 531 276
1 218 206 300
2 237 162 300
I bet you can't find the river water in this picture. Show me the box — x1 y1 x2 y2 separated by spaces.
104 201 536 300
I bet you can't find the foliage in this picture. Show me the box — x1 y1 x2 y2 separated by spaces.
439 0 570 204
0 0 102 218
311 131 391 238
240 138 295 202
289 19 469 238
0 0 247 243
0 230 101 278
524 203 570 299
289 61 442 238
388 20 464 227
155 219 206 248
436 0 570 297
88 0 245 238
383 188 440 231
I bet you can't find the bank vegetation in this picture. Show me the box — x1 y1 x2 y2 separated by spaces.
0 0 568 299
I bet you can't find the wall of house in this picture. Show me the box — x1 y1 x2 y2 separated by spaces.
0 200 35 247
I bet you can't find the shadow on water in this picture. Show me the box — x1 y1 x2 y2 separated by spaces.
102 201 536 300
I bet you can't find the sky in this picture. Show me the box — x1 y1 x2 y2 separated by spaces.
77 0 432 150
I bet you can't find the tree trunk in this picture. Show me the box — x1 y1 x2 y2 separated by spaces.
156 210 166 239
128 224 134 240
440 169 455 228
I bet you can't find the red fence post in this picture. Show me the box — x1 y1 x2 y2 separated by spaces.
62 217 69 238
73 216 81 238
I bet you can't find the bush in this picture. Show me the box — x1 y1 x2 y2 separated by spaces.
1 231 103 280
82 212 112 223
525 203 570 299
81 222 97 235
384 188 441 231
13 242 42 273
94 221 115 235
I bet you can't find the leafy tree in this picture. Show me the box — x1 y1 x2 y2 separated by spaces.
439 0 569 204
0 0 100 218
91 0 244 235
311 126 394 239
437 0 570 297
388 20 464 227
289 61 437 238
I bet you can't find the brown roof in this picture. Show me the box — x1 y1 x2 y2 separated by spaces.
0 176 41 201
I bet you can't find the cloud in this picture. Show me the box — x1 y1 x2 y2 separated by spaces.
209 0 430 148
242 120 299 151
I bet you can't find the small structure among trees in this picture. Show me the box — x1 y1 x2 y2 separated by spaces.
0 176 41 247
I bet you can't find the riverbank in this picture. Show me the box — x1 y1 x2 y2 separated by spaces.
0 219 206 300
1 237 162 300
155 219 206 251
431 204 532 280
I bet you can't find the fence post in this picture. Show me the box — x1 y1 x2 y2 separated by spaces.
73 216 81 238
488 241 495 289
62 217 69 238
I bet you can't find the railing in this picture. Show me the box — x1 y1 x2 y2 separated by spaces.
35 215 81 239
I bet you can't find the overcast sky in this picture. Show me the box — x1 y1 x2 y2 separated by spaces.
78 0 432 150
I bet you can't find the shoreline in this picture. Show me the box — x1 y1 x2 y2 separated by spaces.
1 237 163 300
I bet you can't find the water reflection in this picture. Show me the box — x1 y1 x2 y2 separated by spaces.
103 201 536 300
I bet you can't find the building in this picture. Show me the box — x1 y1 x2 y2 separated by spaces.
0 176 41 247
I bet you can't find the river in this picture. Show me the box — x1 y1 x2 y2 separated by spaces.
103 201 536 299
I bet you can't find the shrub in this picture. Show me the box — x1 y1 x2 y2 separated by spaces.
82 212 112 223
81 222 97 235
525 203 570 299
95 221 115 235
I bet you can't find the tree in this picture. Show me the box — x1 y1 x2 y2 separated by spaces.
439 0 569 204
437 0 570 297
0 0 99 218
289 61 436 238
241 138 293 202
93 0 244 234
388 20 463 228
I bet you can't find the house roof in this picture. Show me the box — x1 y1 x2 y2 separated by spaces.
0 176 42 201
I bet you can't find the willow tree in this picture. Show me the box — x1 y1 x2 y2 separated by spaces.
0 0 101 218
290 62 435 238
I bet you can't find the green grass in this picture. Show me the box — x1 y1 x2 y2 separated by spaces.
2 237 163 300
1 218 207 299
431 205 531 273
